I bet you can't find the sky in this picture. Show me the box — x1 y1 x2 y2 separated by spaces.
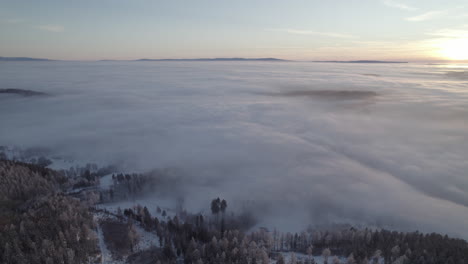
1 0 468 61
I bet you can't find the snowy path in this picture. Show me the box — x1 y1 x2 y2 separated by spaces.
96 223 112 264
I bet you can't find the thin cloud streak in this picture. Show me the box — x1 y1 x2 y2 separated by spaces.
428 28 468 38
406 11 446 21
382 0 417 11
268 28 356 39
36 24 65 32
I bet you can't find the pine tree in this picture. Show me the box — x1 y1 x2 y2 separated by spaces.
220 199 227 214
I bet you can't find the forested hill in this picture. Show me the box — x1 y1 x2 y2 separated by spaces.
0 57 52 61
1 158 468 264
136 58 287 62
0 160 99 264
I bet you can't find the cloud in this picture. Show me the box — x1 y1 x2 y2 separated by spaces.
428 25 468 38
446 71 468 80
4 18 24 24
382 0 417 11
1 62 468 238
405 5 468 22
36 24 65 32
268 28 356 39
406 10 446 21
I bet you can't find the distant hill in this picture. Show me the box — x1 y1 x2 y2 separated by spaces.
1 57 407 63
313 60 408 64
136 58 287 62
0 89 48 96
0 57 52 61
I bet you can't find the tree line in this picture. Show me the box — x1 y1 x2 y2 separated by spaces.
99 196 468 264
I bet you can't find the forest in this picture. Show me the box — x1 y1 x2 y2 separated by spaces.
1 155 468 264
0 160 99 264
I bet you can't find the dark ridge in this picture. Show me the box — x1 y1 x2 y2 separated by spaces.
0 56 52 61
362 73 381 77
136 57 288 62
258 90 378 100
0 88 49 97
313 60 408 64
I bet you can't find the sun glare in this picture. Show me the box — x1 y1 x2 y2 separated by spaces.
437 38 468 60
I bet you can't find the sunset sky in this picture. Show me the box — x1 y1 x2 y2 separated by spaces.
1 0 468 61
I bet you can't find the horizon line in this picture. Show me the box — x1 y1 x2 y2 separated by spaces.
1 56 467 63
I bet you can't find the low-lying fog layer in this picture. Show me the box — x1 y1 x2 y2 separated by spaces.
1 61 468 238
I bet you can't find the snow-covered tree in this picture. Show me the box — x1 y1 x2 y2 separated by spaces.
290 252 298 264
322 248 331 264
346 253 356 264
307 245 314 260
332 256 342 264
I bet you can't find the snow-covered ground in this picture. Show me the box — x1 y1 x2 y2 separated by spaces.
276 252 345 264
133 225 161 251
99 174 115 189
94 211 161 264
274 252 383 264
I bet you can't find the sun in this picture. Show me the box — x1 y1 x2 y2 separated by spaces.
437 38 468 61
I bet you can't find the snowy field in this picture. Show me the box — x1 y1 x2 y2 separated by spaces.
1 61 468 238
94 211 161 263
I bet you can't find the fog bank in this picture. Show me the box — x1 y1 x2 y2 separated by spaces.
1 61 468 238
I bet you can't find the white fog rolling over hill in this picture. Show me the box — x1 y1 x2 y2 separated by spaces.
1 61 468 238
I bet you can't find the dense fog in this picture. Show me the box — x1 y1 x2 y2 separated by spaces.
1 61 468 238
